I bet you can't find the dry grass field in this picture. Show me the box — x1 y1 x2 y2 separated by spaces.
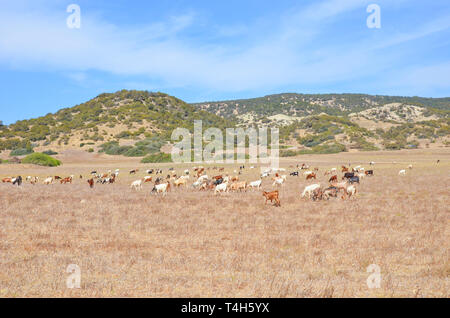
0 148 448 297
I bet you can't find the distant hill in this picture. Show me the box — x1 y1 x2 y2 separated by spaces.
193 93 450 154
0 90 448 159
193 93 450 120
0 90 233 157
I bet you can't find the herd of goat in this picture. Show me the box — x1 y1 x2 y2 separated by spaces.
1 161 421 207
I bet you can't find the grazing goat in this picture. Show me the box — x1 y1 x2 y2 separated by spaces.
174 177 187 187
29 176 39 185
143 176 153 183
214 182 228 195
272 177 285 187
261 172 270 178
306 173 316 180
87 178 94 188
399 169 406 176
191 180 203 189
262 190 281 207
12 176 22 186
43 177 53 185
230 181 247 192
152 181 170 195
301 184 321 199
323 186 339 200
248 180 262 190
344 185 357 199
197 168 205 177
131 179 143 191
311 188 323 201
60 177 73 184
348 176 360 184
197 175 209 183
343 172 355 180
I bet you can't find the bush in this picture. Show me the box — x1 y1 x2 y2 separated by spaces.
299 133 334 147
350 137 379 151
383 140 405 150
22 153 61 166
123 147 147 157
42 150 58 155
280 150 300 157
98 141 133 155
99 137 164 157
10 148 34 156
310 142 347 154
87 148 94 153
141 152 172 163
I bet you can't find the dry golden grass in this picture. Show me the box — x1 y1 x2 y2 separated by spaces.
0 149 448 297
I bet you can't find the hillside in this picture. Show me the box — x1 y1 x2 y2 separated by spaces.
193 93 450 154
193 93 450 121
0 90 449 160
0 90 233 158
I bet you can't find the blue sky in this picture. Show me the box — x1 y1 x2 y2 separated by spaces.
0 0 449 124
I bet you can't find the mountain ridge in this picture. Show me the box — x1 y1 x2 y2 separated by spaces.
0 90 449 159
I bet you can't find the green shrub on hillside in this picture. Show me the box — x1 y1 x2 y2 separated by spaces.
299 133 335 147
280 150 300 157
98 141 133 155
310 142 347 154
10 147 34 156
141 152 172 163
42 150 58 155
281 142 346 156
22 153 61 166
99 137 164 157
350 137 379 151
123 147 147 157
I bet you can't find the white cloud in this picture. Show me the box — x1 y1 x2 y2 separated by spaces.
0 0 448 95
